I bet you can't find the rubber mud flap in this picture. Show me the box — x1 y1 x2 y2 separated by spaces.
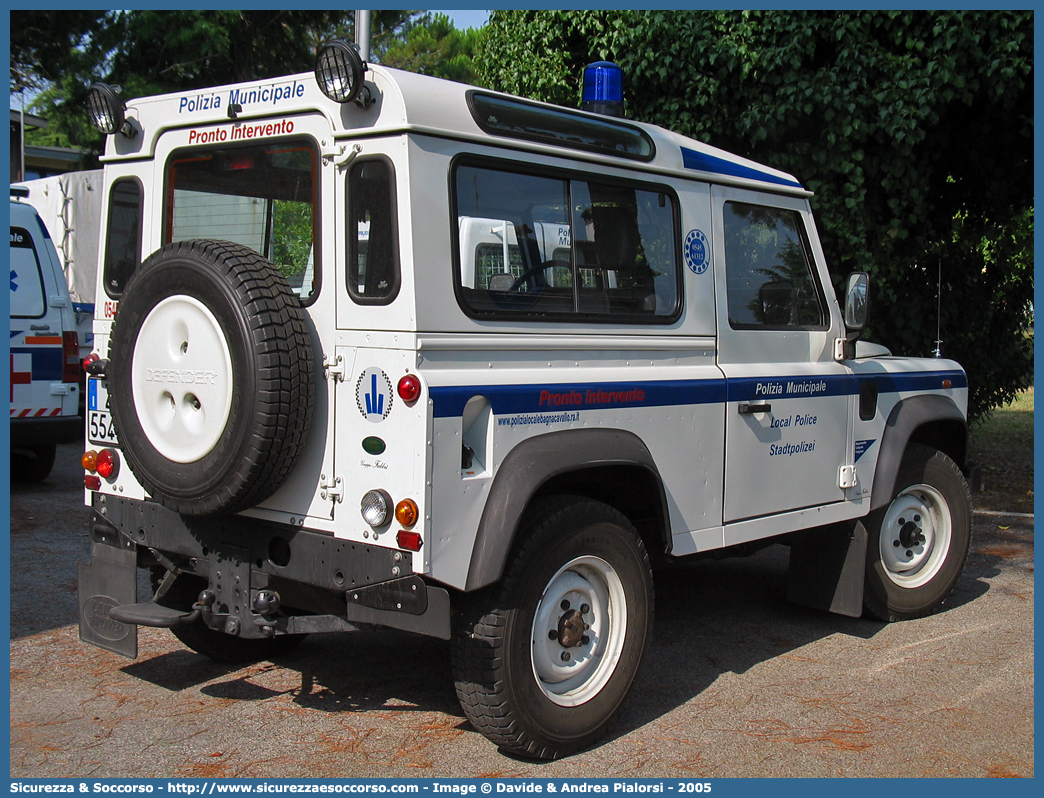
78 542 138 659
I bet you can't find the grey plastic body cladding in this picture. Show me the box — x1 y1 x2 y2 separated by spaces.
870 394 967 512
464 428 669 591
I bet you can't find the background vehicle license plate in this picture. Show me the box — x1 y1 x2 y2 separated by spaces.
87 378 119 445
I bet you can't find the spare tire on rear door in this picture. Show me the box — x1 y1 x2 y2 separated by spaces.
108 240 314 516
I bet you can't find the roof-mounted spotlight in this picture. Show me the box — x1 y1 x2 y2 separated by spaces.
315 40 371 107
86 82 138 138
581 61 625 118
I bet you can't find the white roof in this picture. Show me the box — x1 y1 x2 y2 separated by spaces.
107 64 808 196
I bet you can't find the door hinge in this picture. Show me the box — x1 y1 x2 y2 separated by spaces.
834 337 847 361
838 464 857 489
320 474 343 503
334 143 362 169
323 353 346 382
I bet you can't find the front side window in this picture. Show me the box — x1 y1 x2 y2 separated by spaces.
166 140 318 301
102 178 143 298
9 226 46 318
723 202 826 329
454 161 679 322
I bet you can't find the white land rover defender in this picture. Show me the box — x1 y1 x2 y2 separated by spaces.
77 50 973 759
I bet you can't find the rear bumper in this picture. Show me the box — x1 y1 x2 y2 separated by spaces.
79 495 451 658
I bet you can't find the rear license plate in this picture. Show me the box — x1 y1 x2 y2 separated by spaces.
87 378 119 446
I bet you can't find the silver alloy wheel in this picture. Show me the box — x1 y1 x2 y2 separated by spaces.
878 483 952 589
531 555 627 707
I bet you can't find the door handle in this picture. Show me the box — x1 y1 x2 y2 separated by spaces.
738 402 771 415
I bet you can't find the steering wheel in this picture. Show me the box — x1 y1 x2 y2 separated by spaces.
510 261 556 292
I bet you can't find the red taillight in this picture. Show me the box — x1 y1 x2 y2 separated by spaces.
83 353 108 377
397 374 421 404
96 448 119 479
396 529 423 552
62 331 80 383
84 475 102 491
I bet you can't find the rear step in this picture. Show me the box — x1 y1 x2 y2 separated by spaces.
108 602 199 628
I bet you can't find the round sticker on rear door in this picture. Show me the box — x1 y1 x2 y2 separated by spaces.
684 229 710 274
356 367 393 422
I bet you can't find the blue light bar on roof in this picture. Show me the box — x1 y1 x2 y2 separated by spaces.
581 61 624 117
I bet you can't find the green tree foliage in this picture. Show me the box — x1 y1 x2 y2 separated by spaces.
379 12 483 85
480 10 1033 420
12 11 118 153
11 10 418 160
10 11 108 93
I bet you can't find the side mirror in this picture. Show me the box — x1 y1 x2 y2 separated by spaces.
844 272 869 334
488 273 514 292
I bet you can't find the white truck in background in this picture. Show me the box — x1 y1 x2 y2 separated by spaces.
14 170 103 362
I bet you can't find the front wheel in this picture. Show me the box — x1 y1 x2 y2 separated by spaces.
864 445 971 621
452 497 653 759
12 444 57 482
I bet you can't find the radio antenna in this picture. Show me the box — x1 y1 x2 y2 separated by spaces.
932 256 943 358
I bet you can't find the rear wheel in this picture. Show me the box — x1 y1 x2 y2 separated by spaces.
864 445 971 621
452 497 653 759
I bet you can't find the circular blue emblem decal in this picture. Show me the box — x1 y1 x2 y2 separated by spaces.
684 229 710 274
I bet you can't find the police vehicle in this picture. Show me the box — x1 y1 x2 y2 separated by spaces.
9 188 82 481
77 49 973 759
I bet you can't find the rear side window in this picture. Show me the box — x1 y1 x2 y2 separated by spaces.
454 161 679 322
165 140 319 302
722 202 826 329
102 178 143 298
9 225 47 318
347 159 399 304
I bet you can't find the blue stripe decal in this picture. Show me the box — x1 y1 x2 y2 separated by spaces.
431 370 966 419
430 379 726 419
727 374 855 402
680 147 805 190
727 370 967 402
10 347 63 380
857 370 968 394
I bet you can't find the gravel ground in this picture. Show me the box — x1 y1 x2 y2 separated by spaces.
9 444 1034 778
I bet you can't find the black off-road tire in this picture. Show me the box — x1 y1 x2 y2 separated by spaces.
12 444 57 482
107 240 314 516
451 496 653 759
864 445 972 621
151 568 306 663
